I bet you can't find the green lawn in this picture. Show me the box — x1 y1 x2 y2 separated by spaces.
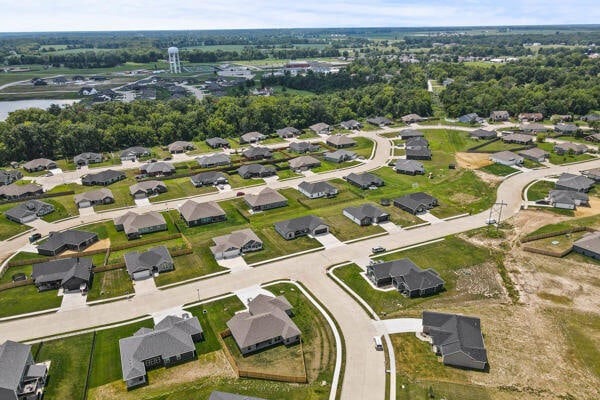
83 213 179 247
537 142 597 165
420 129 480 153
526 214 600 237
227 173 264 189
86 268 134 302
474 140 527 153
36 333 94 400
107 237 188 264
149 177 218 203
522 158 544 169
352 137 375 158
526 180 555 201
276 168 303 180
40 197 79 222
154 253 227 287
0 203 30 240
0 285 62 318
478 163 519 176
312 160 361 173
0 263 33 284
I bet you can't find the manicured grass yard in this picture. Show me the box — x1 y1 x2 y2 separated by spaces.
0 285 62 318
0 203 30 240
83 213 179 247
352 137 375 158
537 142 597 165
478 163 519 176
226 173 264 189
312 159 361 173
526 180 555 201
473 140 527 153
86 268 134 302
40 197 79 222
276 168 302 180
107 237 188 264
154 252 226 287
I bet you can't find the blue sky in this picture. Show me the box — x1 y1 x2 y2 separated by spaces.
0 0 598 32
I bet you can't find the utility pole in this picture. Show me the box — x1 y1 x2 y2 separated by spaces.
488 202 508 233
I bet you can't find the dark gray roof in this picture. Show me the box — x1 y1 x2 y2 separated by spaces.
422 311 488 366
240 132 266 142
554 142 588 153
393 192 437 212
370 258 444 291
323 149 356 161
120 146 149 157
31 257 93 286
470 129 497 139
168 141 194 152
556 173 594 191
140 162 175 175
344 203 389 221
196 153 231 166
81 169 125 185
129 180 167 196
549 190 589 205
274 215 327 235
0 340 32 392
276 127 301 137
237 164 276 176
206 137 229 147
0 183 42 198
573 231 600 254
242 146 272 158
405 147 432 159
244 187 287 208
0 169 22 182
5 200 53 221
289 141 318 153
394 159 424 172
37 230 97 253
346 172 384 187
124 245 173 275
22 158 56 170
190 171 227 185
399 129 425 138
405 137 429 148
74 188 114 205
74 152 102 163
298 181 337 195
555 123 578 133
208 391 266 400
518 148 549 159
367 116 393 125
340 120 361 129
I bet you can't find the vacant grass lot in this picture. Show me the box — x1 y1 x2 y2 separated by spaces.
0 284 62 318
526 213 600 237
87 268 134 302
526 180 555 201
478 163 519 176
154 252 226 287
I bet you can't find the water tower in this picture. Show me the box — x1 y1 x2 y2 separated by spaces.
168 46 181 74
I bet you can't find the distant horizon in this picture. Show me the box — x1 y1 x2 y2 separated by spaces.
1 1 599 33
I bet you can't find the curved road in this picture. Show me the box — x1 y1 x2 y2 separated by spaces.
2 127 600 399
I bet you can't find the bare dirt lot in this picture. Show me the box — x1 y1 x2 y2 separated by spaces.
456 152 493 169
575 196 600 217
62 238 109 256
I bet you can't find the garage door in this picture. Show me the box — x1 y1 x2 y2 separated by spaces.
314 228 328 235
133 270 151 280
78 201 91 208
134 193 147 199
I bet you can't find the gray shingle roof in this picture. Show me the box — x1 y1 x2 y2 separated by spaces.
470 129 497 139
289 141 319 153
326 134 356 147
120 146 149 158
168 141 194 152
370 258 444 291
5 200 53 221
518 148 549 159
367 116 393 125
179 200 225 222
74 188 114 205
240 132 266 143
124 245 173 276
129 180 167 196
394 159 424 173
556 173 594 191
323 149 356 162
37 230 97 254
190 171 227 186
74 152 102 164
31 257 93 286
343 203 389 221
140 162 175 175
274 215 327 236
81 169 125 185
289 155 320 169
237 164 276 177
340 119 362 129
502 133 533 143
244 187 287 208
22 158 56 170
210 228 262 255
393 192 437 213
0 183 42 198
490 151 522 164
346 172 384 187
196 153 231 166
399 129 425 138
206 137 229 147
242 146 272 159
0 340 32 392
276 126 301 137
208 391 266 400
297 181 337 195
114 211 166 235
548 190 589 205
573 231 600 254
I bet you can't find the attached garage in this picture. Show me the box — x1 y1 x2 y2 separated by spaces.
77 201 92 208
132 269 152 280
313 227 329 235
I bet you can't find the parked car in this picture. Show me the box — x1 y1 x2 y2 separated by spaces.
29 233 42 243
485 218 497 225
163 156 172 161
371 246 386 253
236 191 245 196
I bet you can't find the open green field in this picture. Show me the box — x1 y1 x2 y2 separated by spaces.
86 268 134 302
526 180 554 201
0 284 62 318
478 163 519 176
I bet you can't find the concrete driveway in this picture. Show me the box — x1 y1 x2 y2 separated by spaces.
378 221 401 233
314 233 344 249
373 318 422 335
79 207 96 216
133 277 157 295
134 198 151 206
217 256 251 273
417 212 443 225
59 291 88 312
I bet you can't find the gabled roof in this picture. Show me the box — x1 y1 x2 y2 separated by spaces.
240 132 266 142
114 211 166 235
340 119 361 128
289 141 318 152
37 230 97 253
324 149 356 160
346 172 384 187
190 171 227 185
168 141 194 152
326 134 356 147
519 123 547 132
554 142 587 153
244 187 287 208
129 180 167 196
140 162 175 175
309 122 330 132
0 340 32 392
196 153 231 165
518 148 549 159
242 146 272 158
502 133 533 142
22 158 55 170
206 137 229 146
208 391 266 400
31 257 93 286
276 126 301 137
274 215 327 235
394 159 424 172
81 169 125 184
237 164 276 176
549 190 589 205
74 188 114 204
366 116 393 125
211 228 262 254
344 203 389 221
556 173 594 191
298 180 337 195
555 123 578 133
124 245 173 275
370 258 444 291
5 200 52 221
0 183 42 197
179 200 225 222
490 110 509 118
573 231 600 254
74 152 102 163
399 129 424 138
393 192 437 211
470 129 497 139
120 146 149 157
289 155 320 169
405 136 429 148
490 150 522 163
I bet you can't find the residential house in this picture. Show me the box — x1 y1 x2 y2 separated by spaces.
555 123 579 135
345 172 384 189
0 340 48 400
52 76 68 85
79 87 97 96
289 155 321 171
554 142 588 155
22 158 56 172
37 230 99 256
309 122 332 135
340 120 362 130
572 231 600 260
402 114 425 124
520 123 547 133
227 294 301 355
81 169 126 186
210 228 263 260
167 141 194 153
501 133 533 145
129 181 167 199
289 141 319 154
140 162 175 177
489 151 523 166
469 129 497 140
581 168 600 181
190 171 227 187
398 129 425 140
114 211 167 240
367 258 444 297
31 257 93 292
582 114 600 122
179 200 226 227
0 183 43 200
205 137 230 149
326 134 356 148
585 133 600 143
405 137 429 149
297 181 338 199
74 188 114 208
240 132 266 144
393 192 439 214
551 114 572 122
422 311 488 370
5 200 54 224
548 190 589 210
458 113 483 124
196 153 231 168
119 315 203 388
120 146 150 161
237 164 276 179
343 203 390 226
242 146 272 160
0 170 22 186
405 137 432 160
366 116 393 127
555 173 594 192
518 148 549 162
276 127 301 138
489 110 509 121
73 152 102 166
274 215 329 239
518 113 543 122
324 150 356 163
244 187 288 211
124 245 174 280
394 159 425 175
208 392 265 400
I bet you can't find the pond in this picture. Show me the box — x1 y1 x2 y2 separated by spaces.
0 99 79 120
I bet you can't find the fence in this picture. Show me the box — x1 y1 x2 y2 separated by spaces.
0 190 75 205
109 233 182 251
520 227 595 243
218 330 308 384
0 278 33 292
6 247 109 268
521 246 573 258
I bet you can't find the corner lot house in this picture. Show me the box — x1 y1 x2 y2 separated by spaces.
114 211 167 240
129 181 167 199
22 158 57 172
242 146 272 160
490 110 509 121
240 131 266 144
74 188 114 208
345 172 384 190
81 169 125 186
227 294 301 355
367 258 444 297
548 190 589 210
0 183 43 200
422 311 488 370
489 151 523 166
0 169 22 186
124 245 174 280
5 200 54 224
0 340 49 400
37 230 99 256
289 141 319 154
289 155 321 171
32 257 93 292
343 203 390 226
324 150 356 163
366 116 393 127
119 315 203 388
244 187 288 211
120 146 150 161
309 122 332 135
326 134 356 149
572 231 600 260
398 129 424 140
206 137 230 149
74 152 102 166
340 120 362 130
394 159 425 175
140 162 175 177
519 148 549 162
179 200 226 227
297 181 338 199
210 228 263 260
276 126 301 138
275 215 329 239
168 141 194 153
237 164 276 179
196 153 231 168
554 142 587 155
190 171 228 187
555 173 594 192
393 192 438 215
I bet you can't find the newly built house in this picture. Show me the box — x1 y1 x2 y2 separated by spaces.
244 187 288 211
555 173 594 192
297 181 338 199
489 151 523 166
124 245 174 280
0 340 49 400
345 172 384 189
114 211 167 240
196 153 231 168
178 200 226 227
274 215 329 239
31 257 93 292
74 188 114 208
343 203 390 226
210 229 263 260
368 258 444 297
5 200 54 224
81 169 125 186
393 192 438 215
237 164 276 179
36 230 99 256
129 181 167 199
326 135 356 149
22 158 57 172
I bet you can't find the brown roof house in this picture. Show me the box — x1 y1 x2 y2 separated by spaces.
0 183 43 200
326 134 356 149
289 155 321 171
518 113 543 122
168 141 195 153
240 132 267 144
210 228 263 260
309 122 332 135
129 181 167 199
501 133 533 145
22 158 57 173
244 187 288 212
114 211 167 240
226 294 301 355
178 200 226 227
74 188 114 208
